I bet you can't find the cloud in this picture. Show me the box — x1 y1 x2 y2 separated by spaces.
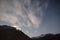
28 10 40 28
0 0 48 29
0 13 18 25
0 0 48 37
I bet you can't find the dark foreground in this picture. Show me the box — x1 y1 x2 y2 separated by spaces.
0 25 60 40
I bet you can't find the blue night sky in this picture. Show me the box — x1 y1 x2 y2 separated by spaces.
39 0 60 35
0 0 60 37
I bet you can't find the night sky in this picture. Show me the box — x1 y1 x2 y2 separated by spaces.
39 0 60 36
0 0 60 37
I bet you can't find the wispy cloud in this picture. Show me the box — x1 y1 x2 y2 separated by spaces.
0 14 18 24
0 0 48 37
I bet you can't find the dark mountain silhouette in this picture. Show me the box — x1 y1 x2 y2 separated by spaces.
0 25 60 40
32 33 60 40
0 25 32 40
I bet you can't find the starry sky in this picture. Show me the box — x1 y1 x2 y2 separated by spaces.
0 0 60 37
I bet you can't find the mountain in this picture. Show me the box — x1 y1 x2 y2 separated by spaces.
0 25 32 40
32 33 60 40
